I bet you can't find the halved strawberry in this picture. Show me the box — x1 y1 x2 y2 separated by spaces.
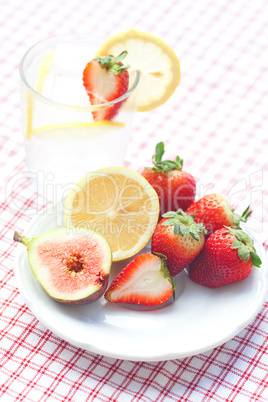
83 51 130 121
104 253 175 306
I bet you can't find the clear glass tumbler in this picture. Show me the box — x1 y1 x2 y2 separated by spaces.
20 34 140 202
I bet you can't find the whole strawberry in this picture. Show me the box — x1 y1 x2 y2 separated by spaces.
186 193 252 236
188 226 261 288
141 142 196 216
151 209 207 276
83 51 130 121
104 253 175 306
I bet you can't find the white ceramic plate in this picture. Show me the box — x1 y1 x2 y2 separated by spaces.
14 203 267 362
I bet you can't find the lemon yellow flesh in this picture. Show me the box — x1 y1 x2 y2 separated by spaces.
64 167 159 261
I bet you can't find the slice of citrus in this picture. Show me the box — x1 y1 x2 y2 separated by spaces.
95 29 181 112
64 167 159 261
31 121 125 136
26 50 54 139
35 49 54 93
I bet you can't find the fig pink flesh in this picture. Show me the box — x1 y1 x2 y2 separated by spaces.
37 236 107 293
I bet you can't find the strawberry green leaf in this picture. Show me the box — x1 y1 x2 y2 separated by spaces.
188 214 196 220
232 205 253 225
161 209 206 239
235 231 243 241
231 240 243 249
94 51 130 75
162 211 179 219
250 251 262 267
110 64 130 74
180 224 189 237
175 155 183 166
228 226 243 241
189 229 199 241
162 218 177 226
240 205 253 222
95 55 112 65
149 142 184 173
114 50 128 63
228 226 261 264
159 255 176 299
173 223 181 234
237 245 250 261
153 251 167 261
155 142 165 163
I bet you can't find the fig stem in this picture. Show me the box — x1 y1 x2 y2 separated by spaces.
13 231 30 247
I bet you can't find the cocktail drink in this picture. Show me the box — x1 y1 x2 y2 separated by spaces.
20 30 180 201
20 35 140 201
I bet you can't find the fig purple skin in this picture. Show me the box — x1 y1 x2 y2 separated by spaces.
14 228 112 305
53 276 109 305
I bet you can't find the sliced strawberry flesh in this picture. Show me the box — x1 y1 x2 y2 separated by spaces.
83 52 130 121
105 254 174 306
83 61 117 103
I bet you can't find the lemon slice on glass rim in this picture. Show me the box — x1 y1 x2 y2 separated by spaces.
64 167 160 261
95 29 181 112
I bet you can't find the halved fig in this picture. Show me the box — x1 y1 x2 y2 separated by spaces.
14 228 112 305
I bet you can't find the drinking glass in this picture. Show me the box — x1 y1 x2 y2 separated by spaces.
20 34 140 201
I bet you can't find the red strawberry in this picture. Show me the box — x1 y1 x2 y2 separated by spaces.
151 209 207 276
83 51 130 121
186 193 252 236
141 142 196 216
104 253 175 306
188 226 262 288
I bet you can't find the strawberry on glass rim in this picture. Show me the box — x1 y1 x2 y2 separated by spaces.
95 29 181 112
83 50 130 121
83 29 181 121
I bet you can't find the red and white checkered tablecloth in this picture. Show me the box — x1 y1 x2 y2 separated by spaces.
1 0 268 400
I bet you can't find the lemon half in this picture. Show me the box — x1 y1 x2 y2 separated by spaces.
64 167 159 261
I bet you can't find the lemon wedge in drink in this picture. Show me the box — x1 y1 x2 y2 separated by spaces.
96 29 181 112
64 167 159 261
26 50 54 139
31 121 125 136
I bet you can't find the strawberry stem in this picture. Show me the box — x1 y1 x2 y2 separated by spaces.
146 142 183 173
232 205 253 226
94 51 130 75
226 226 262 267
162 209 207 240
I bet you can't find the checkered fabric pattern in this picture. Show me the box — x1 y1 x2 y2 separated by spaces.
1 0 268 401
